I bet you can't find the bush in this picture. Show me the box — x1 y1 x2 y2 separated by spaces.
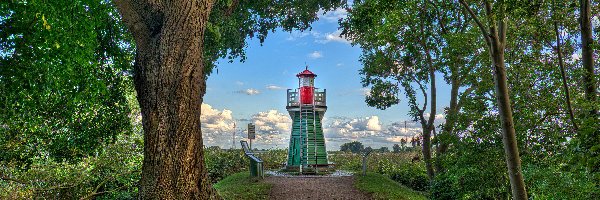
384 164 429 191
204 147 249 183
204 148 288 183
0 133 143 199
329 150 429 191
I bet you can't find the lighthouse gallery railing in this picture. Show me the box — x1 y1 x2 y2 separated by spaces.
287 89 326 107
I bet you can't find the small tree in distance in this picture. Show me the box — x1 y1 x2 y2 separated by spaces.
340 141 364 154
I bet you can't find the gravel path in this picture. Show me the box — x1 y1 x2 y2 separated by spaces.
264 176 371 200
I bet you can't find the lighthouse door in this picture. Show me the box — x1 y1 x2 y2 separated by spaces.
290 138 301 166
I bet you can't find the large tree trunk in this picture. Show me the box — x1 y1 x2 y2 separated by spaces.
114 0 218 199
579 0 598 116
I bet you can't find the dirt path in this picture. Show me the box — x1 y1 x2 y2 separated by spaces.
264 176 371 200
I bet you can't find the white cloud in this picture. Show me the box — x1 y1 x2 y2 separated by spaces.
315 29 351 44
266 84 284 90
251 110 293 145
336 63 344 67
235 81 245 86
201 103 235 137
318 8 348 23
423 113 446 126
236 88 260 95
308 51 323 59
324 116 383 139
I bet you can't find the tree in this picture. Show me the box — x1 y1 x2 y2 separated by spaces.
393 143 401 153
341 0 440 180
340 141 365 153
458 0 527 199
0 0 134 163
378 146 390 153
112 0 344 198
400 138 407 149
579 0 597 116
364 146 374 154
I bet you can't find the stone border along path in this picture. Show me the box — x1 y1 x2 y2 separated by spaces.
264 171 372 200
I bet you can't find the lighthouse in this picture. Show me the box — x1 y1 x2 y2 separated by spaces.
286 67 328 170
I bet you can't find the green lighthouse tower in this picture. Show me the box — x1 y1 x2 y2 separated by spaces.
286 67 328 169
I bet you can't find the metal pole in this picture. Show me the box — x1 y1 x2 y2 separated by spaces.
298 77 303 174
232 122 236 149
362 154 368 176
313 93 317 172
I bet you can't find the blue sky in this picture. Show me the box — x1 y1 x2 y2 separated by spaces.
201 8 451 150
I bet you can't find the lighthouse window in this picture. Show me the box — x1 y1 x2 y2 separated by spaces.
300 77 313 86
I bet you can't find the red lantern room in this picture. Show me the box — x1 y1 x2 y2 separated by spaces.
297 68 317 104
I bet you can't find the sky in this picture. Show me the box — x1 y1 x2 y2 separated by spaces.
201 8 450 150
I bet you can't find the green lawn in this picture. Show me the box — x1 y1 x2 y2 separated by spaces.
213 172 271 200
354 173 428 200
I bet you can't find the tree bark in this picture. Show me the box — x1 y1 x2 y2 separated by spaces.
434 75 458 173
554 21 578 131
418 0 436 180
579 0 598 116
459 0 528 199
485 2 528 199
113 0 218 199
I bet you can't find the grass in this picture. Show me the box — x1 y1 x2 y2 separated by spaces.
213 172 271 200
354 172 428 200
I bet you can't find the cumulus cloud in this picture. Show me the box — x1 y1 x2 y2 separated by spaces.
324 116 383 139
308 51 323 59
318 8 348 23
423 113 446 126
200 104 235 144
266 84 284 90
315 29 351 44
236 88 260 95
322 115 438 150
251 110 293 145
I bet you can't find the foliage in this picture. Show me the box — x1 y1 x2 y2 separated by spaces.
340 141 365 153
523 163 596 199
430 139 510 200
204 147 249 184
354 172 427 200
257 149 287 170
343 0 600 198
0 0 134 163
204 148 288 184
329 150 428 192
0 133 143 199
213 172 271 200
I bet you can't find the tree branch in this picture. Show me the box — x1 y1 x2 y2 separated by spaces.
1 174 26 185
112 0 152 51
458 0 491 45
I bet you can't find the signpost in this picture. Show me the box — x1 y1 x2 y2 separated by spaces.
248 123 255 149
